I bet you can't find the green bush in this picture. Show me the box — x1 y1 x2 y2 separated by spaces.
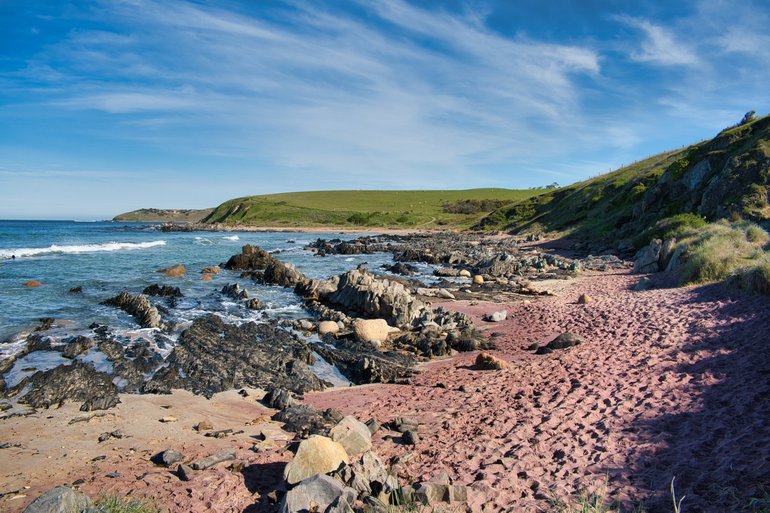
728 263 770 295
94 495 161 513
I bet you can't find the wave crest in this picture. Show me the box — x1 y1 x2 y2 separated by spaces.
0 240 167 259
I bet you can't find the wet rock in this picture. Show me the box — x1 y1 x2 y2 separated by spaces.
224 244 275 270
318 321 340 336
221 283 249 301
386 263 419 276
201 265 221 275
353 319 390 345
22 486 92 513
61 336 94 359
474 352 508 370
260 260 305 288
145 314 325 398
330 416 372 458
152 449 184 467
69 286 82 294
433 268 460 277
191 448 236 470
482 310 507 322
280 474 357 513
535 332 584 354
274 405 344 438
142 284 183 298
157 264 186 277
246 298 262 310
17 361 120 411
283 435 350 485
103 292 164 329
24 280 42 288
313 339 414 385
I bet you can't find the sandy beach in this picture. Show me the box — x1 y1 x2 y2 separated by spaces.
3 267 769 512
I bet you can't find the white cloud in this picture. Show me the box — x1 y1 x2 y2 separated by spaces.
619 16 699 66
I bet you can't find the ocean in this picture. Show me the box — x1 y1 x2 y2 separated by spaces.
0 220 436 386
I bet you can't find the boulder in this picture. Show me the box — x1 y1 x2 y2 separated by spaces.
61 336 94 359
191 448 236 470
103 292 164 329
280 474 356 513
157 264 186 277
151 449 184 467
201 266 221 275
318 321 340 336
224 244 275 270
393 417 419 433
283 435 350 485
475 352 507 370
535 332 584 354
472 275 484 285
482 310 507 322
459 270 472 278
632 239 662 273
24 280 42 288
263 388 297 411
22 486 92 513
353 319 390 344
577 293 592 304
143 284 183 298
330 416 372 458
273 405 344 439
262 260 305 288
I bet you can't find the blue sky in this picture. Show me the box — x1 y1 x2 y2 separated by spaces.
1 0 768 219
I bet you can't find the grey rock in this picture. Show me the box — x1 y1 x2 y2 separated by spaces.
365 418 380 435
632 239 662 274
482 310 507 322
151 449 184 467
191 448 236 470
15 360 119 411
177 463 193 481
103 292 164 329
393 417 418 433
330 416 372 458
22 486 92 513
263 388 297 411
279 474 356 513
61 336 94 359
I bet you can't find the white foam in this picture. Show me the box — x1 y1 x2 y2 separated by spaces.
0 240 166 259
222 235 240 241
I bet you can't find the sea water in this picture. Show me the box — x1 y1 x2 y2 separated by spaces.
0 220 437 372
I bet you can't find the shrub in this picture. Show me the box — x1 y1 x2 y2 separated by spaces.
727 263 770 295
94 495 161 513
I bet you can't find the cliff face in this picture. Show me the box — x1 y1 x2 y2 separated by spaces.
112 208 213 223
477 115 770 247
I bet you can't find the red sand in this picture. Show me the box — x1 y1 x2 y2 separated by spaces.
4 270 770 512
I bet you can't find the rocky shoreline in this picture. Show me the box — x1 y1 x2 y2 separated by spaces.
7 231 766 511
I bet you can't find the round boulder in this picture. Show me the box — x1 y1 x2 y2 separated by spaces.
158 264 186 278
318 321 340 336
24 280 42 287
353 319 390 344
459 270 472 278
283 435 349 485
472 275 484 285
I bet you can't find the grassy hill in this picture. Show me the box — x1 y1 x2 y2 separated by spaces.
113 208 213 223
201 188 544 229
477 114 770 247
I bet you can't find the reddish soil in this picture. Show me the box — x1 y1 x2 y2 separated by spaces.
3 270 770 512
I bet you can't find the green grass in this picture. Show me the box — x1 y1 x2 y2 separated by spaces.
477 114 770 246
202 188 544 229
93 495 162 513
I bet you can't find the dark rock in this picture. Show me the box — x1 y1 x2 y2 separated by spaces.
144 314 325 398
103 291 164 329
69 286 83 294
246 298 262 310
151 449 184 467
260 260 305 287
61 336 94 359
223 244 275 270
535 332 584 354
105 472 121 478
273 405 344 438
22 486 92 513
263 388 297 410
221 283 249 301
191 448 236 470
34 318 56 332
98 430 124 443
177 463 193 481
16 361 120 411
313 339 414 385
386 263 419 276
142 284 183 298
402 430 420 445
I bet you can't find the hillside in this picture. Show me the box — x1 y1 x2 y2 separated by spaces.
201 188 544 229
113 208 213 223
477 114 770 247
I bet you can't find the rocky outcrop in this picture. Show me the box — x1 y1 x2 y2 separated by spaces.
313 338 414 385
16 360 120 411
22 486 92 513
157 264 186 277
103 291 165 329
145 314 325 398
633 239 662 273
223 244 275 270
273 405 344 438
143 284 183 298
61 335 94 359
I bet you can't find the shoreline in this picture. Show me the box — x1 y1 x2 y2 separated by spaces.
153 221 468 235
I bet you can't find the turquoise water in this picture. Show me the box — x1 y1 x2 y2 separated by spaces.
0 220 418 356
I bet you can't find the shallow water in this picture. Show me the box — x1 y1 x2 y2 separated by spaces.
0 220 432 383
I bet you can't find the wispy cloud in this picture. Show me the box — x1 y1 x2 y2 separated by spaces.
617 16 698 66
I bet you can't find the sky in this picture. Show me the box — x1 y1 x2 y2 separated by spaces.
0 0 768 220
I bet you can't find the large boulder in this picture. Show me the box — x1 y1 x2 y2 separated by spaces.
318 321 340 336
224 244 275 270
22 486 92 513
103 292 164 329
329 416 372 458
283 435 350 485
280 474 356 513
632 239 662 273
157 264 186 277
353 319 390 344
262 260 305 288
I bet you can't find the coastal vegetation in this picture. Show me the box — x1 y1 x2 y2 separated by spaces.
113 208 212 223
200 188 542 229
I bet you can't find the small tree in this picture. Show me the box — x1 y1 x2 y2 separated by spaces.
740 110 757 125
